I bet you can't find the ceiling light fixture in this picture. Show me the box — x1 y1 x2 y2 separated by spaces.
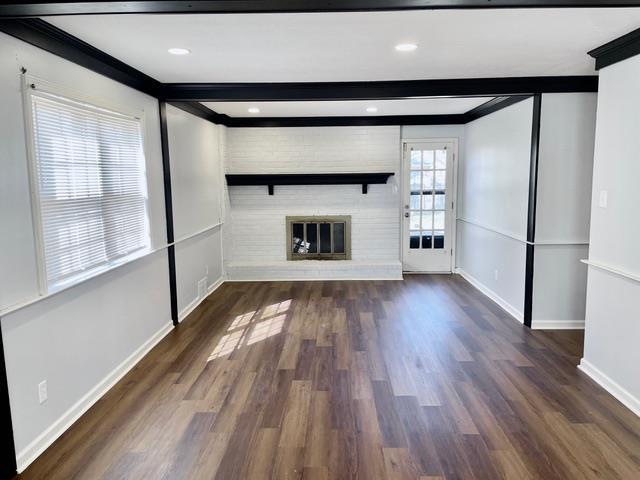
366 107 378 113
248 107 260 114
168 47 191 55
395 43 418 52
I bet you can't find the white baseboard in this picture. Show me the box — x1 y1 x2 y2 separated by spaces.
16 321 174 473
456 268 524 324
578 359 640 418
531 319 585 330
178 276 225 322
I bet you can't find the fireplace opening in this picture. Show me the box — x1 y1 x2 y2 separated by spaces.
286 216 351 260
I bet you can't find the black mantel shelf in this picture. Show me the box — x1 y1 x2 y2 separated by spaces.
225 172 394 195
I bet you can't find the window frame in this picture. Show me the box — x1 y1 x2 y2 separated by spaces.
22 75 153 294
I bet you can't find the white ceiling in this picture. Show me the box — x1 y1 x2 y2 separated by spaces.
47 9 640 83
204 97 493 117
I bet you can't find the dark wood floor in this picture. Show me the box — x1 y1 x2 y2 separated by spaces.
20 275 640 479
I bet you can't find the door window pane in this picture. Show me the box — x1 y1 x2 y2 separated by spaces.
410 212 421 230
410 171 421 192
410 231 420 249
422 194 433 210
433 211 445 230
410 150 421 169
421 231 432 249
434 231 445 249
410 193 421 209
421 211 433 230
435 170 446 190
435 149 447 169
423 150 434 169
423 171 434 190
434 193 446 210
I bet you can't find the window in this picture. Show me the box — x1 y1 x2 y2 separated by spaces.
27 89 150 292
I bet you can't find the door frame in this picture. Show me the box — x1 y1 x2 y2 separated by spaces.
400 137 459 273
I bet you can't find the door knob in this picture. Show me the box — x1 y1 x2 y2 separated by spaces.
404 212 409 218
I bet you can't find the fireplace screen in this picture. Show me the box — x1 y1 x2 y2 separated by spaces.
286 216 351 260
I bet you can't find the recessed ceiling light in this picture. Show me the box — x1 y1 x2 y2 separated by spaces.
366 107 378 113
168 47 191 55
248 107 260 114
395 43 418 52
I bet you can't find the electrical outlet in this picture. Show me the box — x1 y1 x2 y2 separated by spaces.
198 277 207 299
38 380 48 404
494 270 499 281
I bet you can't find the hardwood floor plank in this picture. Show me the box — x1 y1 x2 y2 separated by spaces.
18 276 640 480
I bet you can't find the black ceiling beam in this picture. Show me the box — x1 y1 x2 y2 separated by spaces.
225 114 467 127
464 95 531 122
167 101 233 125
588 26 640 70
0 18 161 97
161 76 598 102
3 1 640 17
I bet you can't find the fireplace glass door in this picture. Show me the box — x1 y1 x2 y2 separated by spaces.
287 216 351 260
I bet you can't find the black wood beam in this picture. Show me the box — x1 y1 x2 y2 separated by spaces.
161 77 598 102
0 327 17 480
463 95 530 122
225 114 467 127
2 1 640 17
523 93 541 328
167 101 233 125
588 26 640 70
159 101 179 326
0 18 161 97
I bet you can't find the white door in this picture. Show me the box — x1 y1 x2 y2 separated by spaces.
402 141 455 272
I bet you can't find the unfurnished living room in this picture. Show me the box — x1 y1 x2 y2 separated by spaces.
1 1 640 479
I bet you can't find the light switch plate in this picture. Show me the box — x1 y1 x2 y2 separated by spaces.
599 190 608 208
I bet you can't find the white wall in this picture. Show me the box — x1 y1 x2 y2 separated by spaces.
166 105 225 318
457 98 534 320
532 93 596 328
580 55 640 416
225 126 402 280
0 32 172 470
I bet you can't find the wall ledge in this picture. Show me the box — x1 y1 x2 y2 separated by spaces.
578 359 640 418
226 260 402 281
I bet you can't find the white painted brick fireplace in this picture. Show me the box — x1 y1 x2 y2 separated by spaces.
225 126 403 280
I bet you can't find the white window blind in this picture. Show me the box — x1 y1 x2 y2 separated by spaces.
29 91 150 291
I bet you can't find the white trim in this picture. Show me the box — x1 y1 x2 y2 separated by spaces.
456 218 527 243
178 276 224 322
534 240 590 246
531 319 585 330
581 259 640 284
0 222 223 317
578 359 640 418
15 321 174 473
456 268 524 324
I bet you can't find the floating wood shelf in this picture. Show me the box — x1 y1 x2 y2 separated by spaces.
225 173 394 195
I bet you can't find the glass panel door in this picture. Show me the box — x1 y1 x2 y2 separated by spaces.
402 141 455 272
